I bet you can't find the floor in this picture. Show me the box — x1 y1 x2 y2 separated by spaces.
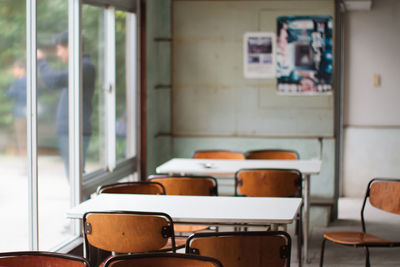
176 198 400 266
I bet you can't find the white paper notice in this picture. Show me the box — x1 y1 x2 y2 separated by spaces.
244 32 276 79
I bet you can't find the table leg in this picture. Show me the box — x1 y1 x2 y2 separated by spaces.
270 224 278 231
303 174 311 263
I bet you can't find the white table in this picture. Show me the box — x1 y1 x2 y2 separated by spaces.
156 158 322 263
66 194 302 229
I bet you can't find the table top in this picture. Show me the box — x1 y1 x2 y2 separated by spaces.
156 158 322 176
66 194 302 225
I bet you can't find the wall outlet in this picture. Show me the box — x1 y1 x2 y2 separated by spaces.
373 74 381 87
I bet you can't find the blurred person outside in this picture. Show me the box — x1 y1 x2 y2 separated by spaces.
6 60 27 158
37 31 96 179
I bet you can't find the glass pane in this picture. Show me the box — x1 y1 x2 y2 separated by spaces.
82 5 106 174
0 0 29 251
115 11 127 162
36 0 71 250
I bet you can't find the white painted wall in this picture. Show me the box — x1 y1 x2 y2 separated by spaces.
343 0 400 197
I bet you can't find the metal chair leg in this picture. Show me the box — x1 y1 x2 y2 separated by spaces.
297 216 302 267
365 246 371 267
320 238 327 267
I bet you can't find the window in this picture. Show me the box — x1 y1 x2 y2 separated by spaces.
0 0 139 251
0 0 29 251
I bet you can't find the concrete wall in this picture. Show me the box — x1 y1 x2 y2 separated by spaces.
146 0 173 175
145 0 337 225
343 0 400 197
172 0 335 137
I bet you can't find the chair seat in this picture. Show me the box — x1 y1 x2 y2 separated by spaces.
324 232 399 246
174 224 209 233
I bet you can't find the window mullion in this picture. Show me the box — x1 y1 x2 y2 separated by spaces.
104 7 116 171
68 0 83 224
126 13 137 159
27 0 39 251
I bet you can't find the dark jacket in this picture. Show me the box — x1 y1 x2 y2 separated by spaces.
7 76 27 118
37 55 96 136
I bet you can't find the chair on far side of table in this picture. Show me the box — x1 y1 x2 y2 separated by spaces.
320 178 400 267
148 175 218 235
103 252 223 267
192 150 245 160
0 251 90 267
186 231 291 267
245 149 299 160
97 181 165 195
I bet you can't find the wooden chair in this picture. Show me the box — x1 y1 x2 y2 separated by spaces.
192 150 245 160
97 181 165 195
83 211 183 266
103 252 223 267
148 175 218 196
0 251 90 267
235 168 302 197
245 149 299 160
186 231 291 267
234 168 302 263
320 178 400 267
148 175 218 234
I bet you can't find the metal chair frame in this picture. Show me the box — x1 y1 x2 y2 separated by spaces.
320 178 400 267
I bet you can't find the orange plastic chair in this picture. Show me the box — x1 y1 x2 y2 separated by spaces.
320 178 400 267
192 150 245 160
245 149 299 160
103 253 223 267
148 175 218 234
97 181 165 195
186 231 291 267
0 251 90 267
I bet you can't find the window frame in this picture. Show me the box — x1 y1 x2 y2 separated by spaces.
25 0 139 251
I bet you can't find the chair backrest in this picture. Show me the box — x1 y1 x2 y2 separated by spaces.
0 251 90 267
235 168 302 197
103 253 223 267
83 211 176 257
148 175 218 196
359 178 400 233
368 178 400 214
192 150 245 160
245 149 299 160
97 181 165 195
186 231 291 267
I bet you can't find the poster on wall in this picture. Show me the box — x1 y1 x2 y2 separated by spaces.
243 32 276 78
276 16 333 95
